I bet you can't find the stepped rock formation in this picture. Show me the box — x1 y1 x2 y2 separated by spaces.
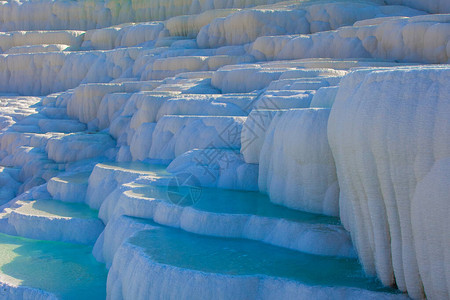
0 0 448 299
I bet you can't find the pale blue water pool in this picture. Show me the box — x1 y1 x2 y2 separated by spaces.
0 233 107 299
129 222 400 294
131 184 340 224
15 199 100 219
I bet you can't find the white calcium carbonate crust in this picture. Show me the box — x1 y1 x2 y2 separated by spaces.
259 108 339 216
328 66 450 299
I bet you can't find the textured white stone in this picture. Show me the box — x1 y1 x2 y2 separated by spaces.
328 66 450 299
260 109 339 216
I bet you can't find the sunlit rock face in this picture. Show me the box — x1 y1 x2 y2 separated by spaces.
0 0 448 299
259 108 339 217
385 0 450 14
250 14 450 64
329 66 450 299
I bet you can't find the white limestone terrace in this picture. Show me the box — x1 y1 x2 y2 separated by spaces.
4 0 446 33
105 217 408 300
0 0 447 299
0 231 107 300
249 14 450 63
0 1 443 97
2 198 104 244
328 66 450 299
87 165 354 258
0 0 293 31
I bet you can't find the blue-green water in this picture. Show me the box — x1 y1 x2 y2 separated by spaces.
129 222 399 294
0 233 107 299
15 199 100 219
131 184 340 224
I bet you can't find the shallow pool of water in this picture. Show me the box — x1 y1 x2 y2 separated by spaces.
129 223 399 293
131 184 340 224
0 233 107 299
15 199 100 219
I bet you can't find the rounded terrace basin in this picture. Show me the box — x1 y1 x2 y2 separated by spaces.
8 200 104 244
107 221 407 299
95 162 170 177
0 233 107 299
130 184 340 224
131 227 387 289
99 181 355 258
14 199 100 220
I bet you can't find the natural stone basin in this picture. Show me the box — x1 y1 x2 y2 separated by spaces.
106 220 406 299
130 183 340 224
0 233 107 299
129 224 399 293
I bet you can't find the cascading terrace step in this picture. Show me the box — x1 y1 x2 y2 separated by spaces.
106 217 409 300
0 232 107 300
86 162 172 209
95 164 355 258
47 172 91 203
1 199 104 244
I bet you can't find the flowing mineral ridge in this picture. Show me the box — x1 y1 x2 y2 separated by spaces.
0 0 448 299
